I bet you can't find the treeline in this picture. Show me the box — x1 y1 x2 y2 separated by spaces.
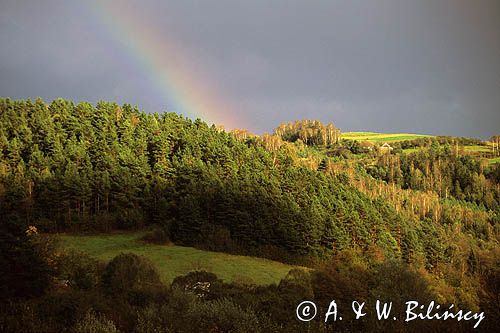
366 144 500 211
393 136 486 150
1 98 413 260
274 119 341 146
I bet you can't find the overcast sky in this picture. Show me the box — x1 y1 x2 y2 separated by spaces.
1 0 499 138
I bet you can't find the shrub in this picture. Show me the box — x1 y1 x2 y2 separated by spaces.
57 250 103 290
73 310 118 333
135 288 197 333
171 271 221 299
188 298 261 333
0 220 55 299
171 271 220 289
101 253 162 295
137 294 261 333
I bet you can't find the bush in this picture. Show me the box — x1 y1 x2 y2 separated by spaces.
73 310 118 333
0 220 55 299
135 288 198 332
57 250 103 290
0 300 50 332
172 271 220 289
189 298 261 333
101 253 162 295
37 290 92 329
171 271 221 299
136 295 261 333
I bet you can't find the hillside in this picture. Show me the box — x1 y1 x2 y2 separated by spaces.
342 131 499 164
1 98 499 332
0 98 420 261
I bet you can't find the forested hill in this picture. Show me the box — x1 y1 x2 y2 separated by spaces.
1 98 416 259
1 97 499 331
1 98 498 266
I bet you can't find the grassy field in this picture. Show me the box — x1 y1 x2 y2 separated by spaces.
488 157 500 164
342 132 433 142
60 232 298 286
402 147 420 154
463 145 492 153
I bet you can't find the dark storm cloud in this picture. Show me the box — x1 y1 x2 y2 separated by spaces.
1 0 499 137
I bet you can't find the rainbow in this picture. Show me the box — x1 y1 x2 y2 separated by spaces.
87 1 242 130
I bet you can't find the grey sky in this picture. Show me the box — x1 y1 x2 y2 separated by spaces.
1 0 499 138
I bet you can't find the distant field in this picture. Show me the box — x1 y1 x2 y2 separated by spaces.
402 147 420 154
463 145 492 153
60 232 298 285
342 132 433 142
488 157 500 164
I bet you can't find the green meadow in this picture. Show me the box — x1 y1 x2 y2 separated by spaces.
60 232 298 286
342 132 433 142
488 157 500 164
342 133 499 163
463 145 492 153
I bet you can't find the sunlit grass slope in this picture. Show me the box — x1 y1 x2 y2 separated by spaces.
488 157 500 164
60 232 297 285
463 145 492 153
342 132 433 142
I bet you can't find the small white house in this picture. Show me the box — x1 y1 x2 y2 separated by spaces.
380 142 394 153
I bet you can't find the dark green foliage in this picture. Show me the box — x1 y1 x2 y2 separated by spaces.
340 138 366 154
0 217 53 299
393 136 485 150
0 98 498 332
171 270 220 288
171 270 225 300
367 145 500 212
274 119 340 146
135 289 263 333
0 98 417 261
73 310 118 333
56 250 103 290
37 291 95 329
1 249 498 332
101 253 162 296
184 298 261 333
141 225 170 244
